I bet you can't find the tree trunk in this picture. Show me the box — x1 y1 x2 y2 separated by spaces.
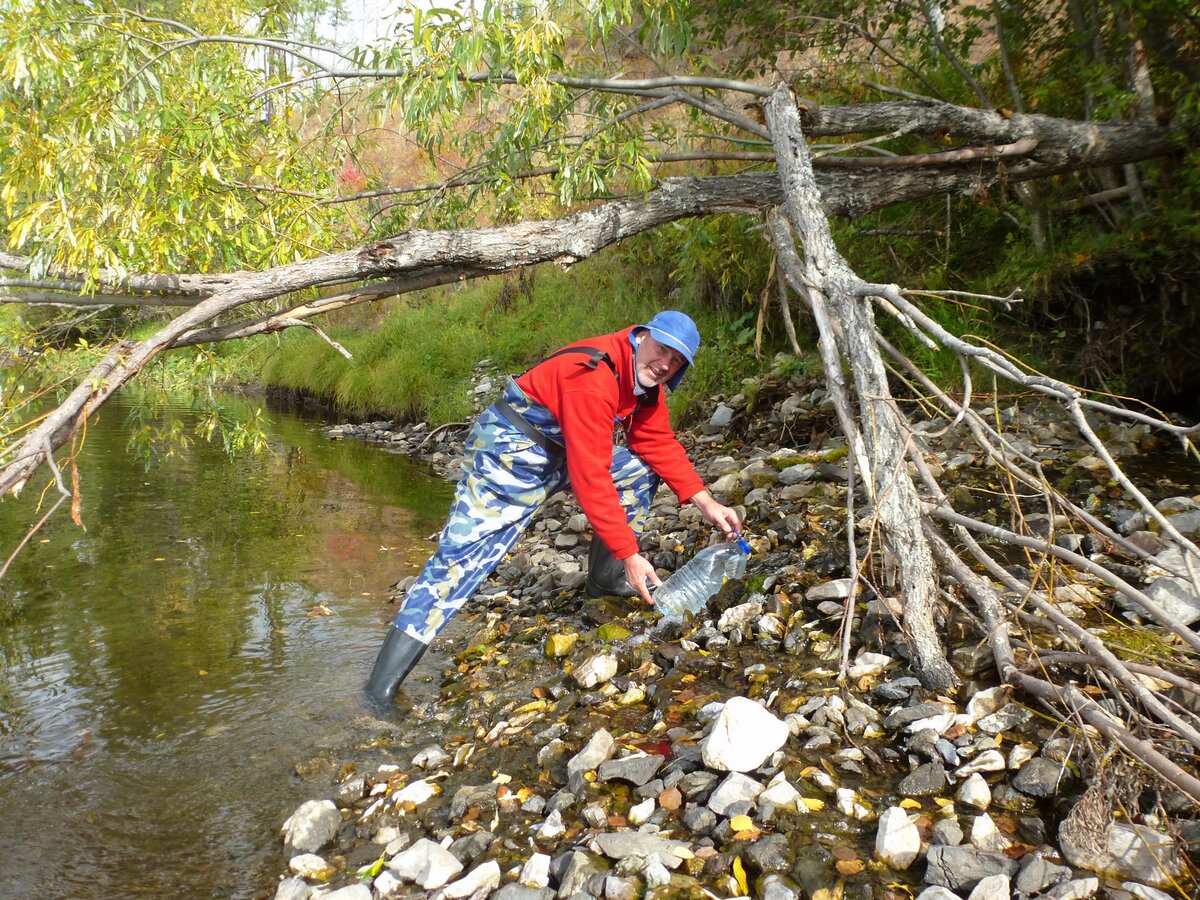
765 86 958 692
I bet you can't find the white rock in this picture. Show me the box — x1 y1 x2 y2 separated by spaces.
917 889 963 900
387 838 464 889
970 813 1012 852
574 653 619 688
288 853 333 880
966 873 1010 900
957 773 992 811
439 860 501 899
1060 822 1184 889
848 652 894 678
956 749 1007 776
806 578 853 601
967 686 1011 721
875 807 921 870
906 712 959 735
837 787 874 821
372 870 403 896
701 696 790 772
392 778 440 809
281 800 340 854
629 797 656 825
412 745 451 769
707 772 765 815
322 886 371 900
273 876 310 900
537 809 566 840
759 774 801 812
520 853 552 888
1046 878 1101 899
1120 881 1175 900
1007 744 1037 770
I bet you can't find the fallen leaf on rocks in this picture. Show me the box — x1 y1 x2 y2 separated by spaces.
733 826 763 841
730 815 754 832
659 787 682 810
994 815 1019 834
607 816 626 827
836 859 865 876
802 797 826 812
830 846 857 861
899 798 922 809
693 847 718 860
733 857 749 895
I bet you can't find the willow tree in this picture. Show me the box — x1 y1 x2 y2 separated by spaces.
3 0 1200 798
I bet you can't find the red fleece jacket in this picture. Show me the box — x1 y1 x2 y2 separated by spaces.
516 326 705 560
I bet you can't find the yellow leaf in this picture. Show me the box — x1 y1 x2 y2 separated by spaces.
899 799 922 809
730 814 754 832
733 857 748 895
933 798 953 808
802 797 826 812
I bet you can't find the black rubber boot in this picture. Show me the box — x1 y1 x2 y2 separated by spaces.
586 538 638 598
363 625 429 710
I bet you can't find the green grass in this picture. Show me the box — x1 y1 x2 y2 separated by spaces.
255 255 782 426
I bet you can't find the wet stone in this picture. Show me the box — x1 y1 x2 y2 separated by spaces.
746 833 792 873
1012 757 1067 797
494 885 556 900
448 830 495 866
924 846 1019 891
597 754 665 786
707 772 764 816
884 703 950 730
1016 855 1073 895
683 806 717 833
589 832 692 869
899 762 947 798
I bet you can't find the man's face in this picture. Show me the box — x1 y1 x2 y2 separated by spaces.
635 334 687 387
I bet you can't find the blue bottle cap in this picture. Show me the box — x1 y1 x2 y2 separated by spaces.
736 536 752 555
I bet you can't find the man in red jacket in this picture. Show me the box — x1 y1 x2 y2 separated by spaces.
365 311 741 707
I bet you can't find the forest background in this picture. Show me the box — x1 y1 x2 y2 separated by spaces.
1 0 1197 452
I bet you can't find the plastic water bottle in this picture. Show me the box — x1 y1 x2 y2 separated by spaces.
654 537 752 621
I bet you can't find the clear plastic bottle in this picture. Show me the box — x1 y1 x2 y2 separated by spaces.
653 538 752 621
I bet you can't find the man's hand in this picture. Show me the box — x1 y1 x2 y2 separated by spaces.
621 552 661 604
689 489 742 538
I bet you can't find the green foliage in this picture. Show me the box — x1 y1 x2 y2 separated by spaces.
0 0 352 282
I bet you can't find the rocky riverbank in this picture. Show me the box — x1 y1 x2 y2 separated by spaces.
274 359 1200 900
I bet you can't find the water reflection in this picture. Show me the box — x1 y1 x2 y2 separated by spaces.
0 395 453 898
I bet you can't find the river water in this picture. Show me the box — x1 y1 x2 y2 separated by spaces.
0 395 454 899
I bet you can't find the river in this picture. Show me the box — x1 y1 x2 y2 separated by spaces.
0 394 454 899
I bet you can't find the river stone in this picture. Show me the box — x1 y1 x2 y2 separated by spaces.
440 860 502 899
760 873 802 900
574 653 619 688
322 887 370 900
847 652 894 678
1043 877 1101 899
589 832 691 869
281 799 340 854
975 702 1033 734
958 773 992 811
932 817 964 847
628 796 656 825
965 873 1010 900
883 702 949 730
288 854 335 881
1016 856 1072 894
274 877 311 900
779 463 816 485
393 777 440 809
924 846 1019 891
1135 576 1200 625
1012 756 1067 797
707 772 765 815
971 813 1012 852
956 749 1006 777
521 853 552 888
537 809 566 840
708 403 735 431
1059 822 1185 888
448 830 495 865
1120 882 1176 900
916 889 961 900
387 838 464 889
701 696 789 772
899 762 946 798
759 774 801 813
745 833 792 873
806 578 853 601
875 806 922 870
717 600 764 632
450 784 496 819
598 753 665 786
567 728 615 791
683 805 718 833
494 886 555 900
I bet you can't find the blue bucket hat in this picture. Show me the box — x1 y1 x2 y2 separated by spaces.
631 310 700 391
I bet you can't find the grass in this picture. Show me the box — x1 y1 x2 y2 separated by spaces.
255 254 778 426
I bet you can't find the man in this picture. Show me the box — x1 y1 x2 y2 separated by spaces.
365 310 741 706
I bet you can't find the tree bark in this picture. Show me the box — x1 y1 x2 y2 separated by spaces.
765 86 958 692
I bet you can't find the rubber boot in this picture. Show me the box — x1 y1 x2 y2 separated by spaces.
363 625 429 710
586 538 638 598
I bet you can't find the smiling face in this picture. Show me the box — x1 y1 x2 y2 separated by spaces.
634 333 687 387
